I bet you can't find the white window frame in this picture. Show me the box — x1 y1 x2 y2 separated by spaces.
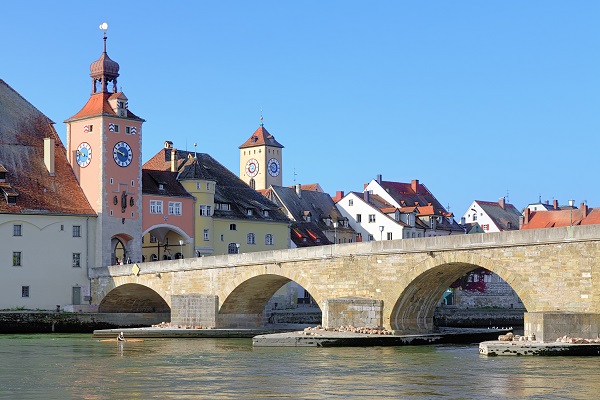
203 229 210 241
265 234 274 246
199 205 212 216
150 200 163 214
73 253 81 268
168 201 182 216
247 233 256 245
13 224 22 236
73 225 81 237
13 251 22 266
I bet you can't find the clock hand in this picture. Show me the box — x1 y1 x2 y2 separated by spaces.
116 149 125 156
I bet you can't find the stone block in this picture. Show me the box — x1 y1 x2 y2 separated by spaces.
322 297 383 329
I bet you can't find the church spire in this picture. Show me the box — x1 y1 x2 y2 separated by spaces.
89 22 120 94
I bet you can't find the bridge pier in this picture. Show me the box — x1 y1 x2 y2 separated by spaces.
525 312 600 342
323 297 383 329
171 294 219 328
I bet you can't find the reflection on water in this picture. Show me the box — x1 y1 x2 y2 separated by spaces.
1 334 599 399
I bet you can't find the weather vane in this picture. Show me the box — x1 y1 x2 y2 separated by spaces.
99 22 108 35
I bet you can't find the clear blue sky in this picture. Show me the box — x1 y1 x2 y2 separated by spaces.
3 2 599 216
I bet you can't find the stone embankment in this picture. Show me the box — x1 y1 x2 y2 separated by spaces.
479 332 600 356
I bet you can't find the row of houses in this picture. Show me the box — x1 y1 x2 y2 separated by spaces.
1 28 596 312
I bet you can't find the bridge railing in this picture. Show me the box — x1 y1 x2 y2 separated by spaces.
93 224 600 278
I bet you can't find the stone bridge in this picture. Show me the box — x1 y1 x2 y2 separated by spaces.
92 225 600 340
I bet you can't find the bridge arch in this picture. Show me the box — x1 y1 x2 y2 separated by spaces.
388 253 533 332
217 269 322 327
98 283 170 313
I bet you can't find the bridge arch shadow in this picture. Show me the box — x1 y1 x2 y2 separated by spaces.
218 274 321 328
98 283 170 313
389 257 532 333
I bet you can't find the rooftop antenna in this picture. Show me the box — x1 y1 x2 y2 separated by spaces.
506 189 510 203
260 107 264 127
538 193 541 203
293 168 297 184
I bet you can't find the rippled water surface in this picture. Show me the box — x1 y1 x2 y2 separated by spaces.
1 334 599 399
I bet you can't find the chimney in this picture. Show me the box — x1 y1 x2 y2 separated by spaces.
460 217 466 225
581 202 588 217
499 197 505 209
519 215 524 229
170 148 177 172
296 184 302 198
44 138 55 175
553 199 559 210
523 208 531 225
411 179 419 193
333 191 344 202
376 174 382 184
363 191 370 203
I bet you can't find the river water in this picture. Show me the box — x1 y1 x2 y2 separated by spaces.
1 334 599 399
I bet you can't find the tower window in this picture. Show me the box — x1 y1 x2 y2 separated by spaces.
13 224 22 236
72 253 81 268
13 251 22 266
73 226 81 237
22 286 29 298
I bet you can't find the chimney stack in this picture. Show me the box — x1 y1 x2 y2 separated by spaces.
376 174 382 184
363 191 370 203
44 138 55 175
523 208 531 226
296 184 302 198
553 199 559 210
333 191 344 202
581 202 588 218
499 197 505 209
411 179 419 193
170 148 177 172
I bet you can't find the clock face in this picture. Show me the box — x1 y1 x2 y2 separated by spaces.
267 158 280 177
76 142 92 167
113 141 133 167
246 158 259 177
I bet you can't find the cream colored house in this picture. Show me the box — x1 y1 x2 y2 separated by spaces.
0 79 98 311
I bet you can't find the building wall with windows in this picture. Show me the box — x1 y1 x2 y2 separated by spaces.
212 219 289 255
0 214 97 310
180 179 215 257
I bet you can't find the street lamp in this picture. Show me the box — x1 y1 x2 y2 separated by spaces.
569 199 574 227
379 225 384 241
179 239 184 259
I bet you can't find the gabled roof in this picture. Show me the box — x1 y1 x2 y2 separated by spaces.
65 92 143 122
474 200 521 231
239 125 284 149
144 146 289 223
522 207 600 229
0 79 95 216
379 180 448 215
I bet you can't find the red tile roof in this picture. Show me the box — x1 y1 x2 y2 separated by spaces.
522 207 600 229
238 125 284 149
66 92 143 121
0 79 95 215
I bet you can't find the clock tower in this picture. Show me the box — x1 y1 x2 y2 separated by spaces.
65 23 145 267
239 122 284 190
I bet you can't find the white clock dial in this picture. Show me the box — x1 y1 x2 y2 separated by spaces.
246 158 259 177
267 158 280 177
76 142 92 167
113 141 133 167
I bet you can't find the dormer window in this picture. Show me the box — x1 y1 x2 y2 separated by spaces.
263 210 269 217
158 184 164 191
247 209 253 216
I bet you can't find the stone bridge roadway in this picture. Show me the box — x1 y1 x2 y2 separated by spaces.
92 225 600 338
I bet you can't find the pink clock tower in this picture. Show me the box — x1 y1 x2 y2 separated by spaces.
65 24 144 267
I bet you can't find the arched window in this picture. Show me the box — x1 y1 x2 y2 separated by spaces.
265 234 274 245
150 254 158 261
228 243 239 254
247 233 256 244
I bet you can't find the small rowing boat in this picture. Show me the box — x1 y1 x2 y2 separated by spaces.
99 339 145 343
